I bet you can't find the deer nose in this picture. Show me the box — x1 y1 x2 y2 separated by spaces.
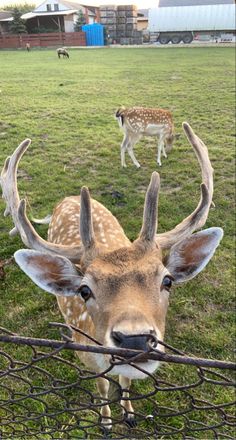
111 331 154 352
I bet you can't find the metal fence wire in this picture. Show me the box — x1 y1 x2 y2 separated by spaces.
0 323 235 439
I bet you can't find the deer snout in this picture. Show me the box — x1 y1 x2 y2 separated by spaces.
111 330 156 352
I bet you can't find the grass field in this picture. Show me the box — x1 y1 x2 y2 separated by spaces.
0 47 235 438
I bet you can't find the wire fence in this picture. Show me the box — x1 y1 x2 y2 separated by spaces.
0 323 235 439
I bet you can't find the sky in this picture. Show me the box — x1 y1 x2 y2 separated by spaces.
0 0 159 8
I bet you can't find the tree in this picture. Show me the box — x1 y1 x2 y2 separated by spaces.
74 10 86 32
3 3 35 14
9 8 27 34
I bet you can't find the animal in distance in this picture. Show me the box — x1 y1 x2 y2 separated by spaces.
116 106 175 167
57 47 69 58
0 123 223 431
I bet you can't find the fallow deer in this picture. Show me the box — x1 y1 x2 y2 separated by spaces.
1 123 223 431
116 106 175 167
57 47 69 58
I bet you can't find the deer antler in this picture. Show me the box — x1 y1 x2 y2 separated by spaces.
156 122 214 249
1 139 83 262
80 186 96 250
139 171 160 244
1 139 31 237
17 200 83 262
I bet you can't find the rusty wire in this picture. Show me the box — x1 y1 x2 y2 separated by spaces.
0 323 235 439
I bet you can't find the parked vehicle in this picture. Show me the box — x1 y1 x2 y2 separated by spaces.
148 4 235 44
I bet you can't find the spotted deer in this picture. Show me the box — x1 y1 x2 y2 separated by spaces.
116 106 175 167
57 47 69 59
1 123 223 431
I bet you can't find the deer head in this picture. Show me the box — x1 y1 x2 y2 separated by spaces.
1 123 223 381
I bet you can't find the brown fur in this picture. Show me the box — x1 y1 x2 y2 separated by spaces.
116 106 175 167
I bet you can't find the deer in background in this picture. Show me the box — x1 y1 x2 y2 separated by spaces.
57 47 69 59
116 106 176 167
1 123 223 432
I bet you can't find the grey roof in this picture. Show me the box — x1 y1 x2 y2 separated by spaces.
81 4 97 14
0 11 13 20
61 1 96 15
158 0 234 6
59 0 86 8
60 1 96 9
36 1 96 15
138 9 149 18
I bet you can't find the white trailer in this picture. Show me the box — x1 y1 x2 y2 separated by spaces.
148 4 235 44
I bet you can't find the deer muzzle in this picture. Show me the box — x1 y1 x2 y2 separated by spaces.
111 331 156 353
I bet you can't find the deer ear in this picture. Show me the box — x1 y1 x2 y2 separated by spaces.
14 250 82 296
165 228 223 284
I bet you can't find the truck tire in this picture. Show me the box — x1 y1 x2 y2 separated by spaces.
171 35 181 44
159 34 170 45
182 33 193 44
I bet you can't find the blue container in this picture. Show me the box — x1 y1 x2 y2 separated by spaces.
82 23 104 46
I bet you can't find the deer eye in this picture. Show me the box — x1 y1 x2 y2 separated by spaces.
162 275 173 291
79 285 92 302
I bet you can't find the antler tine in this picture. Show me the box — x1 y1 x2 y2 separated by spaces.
1 157 11 217
80 186 95 249
183 122 213 208
0 139 31 236
1 140 84 263
17 200 83 262
156 122 213 249
138 172 160 244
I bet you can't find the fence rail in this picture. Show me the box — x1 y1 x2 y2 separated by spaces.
0 324 235 439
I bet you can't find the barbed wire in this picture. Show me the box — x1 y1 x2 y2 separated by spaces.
0 323 235 439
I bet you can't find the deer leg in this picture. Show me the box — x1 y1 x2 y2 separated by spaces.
127 145 140 168
119 375 136 427
162 141 167 158
127 136 141 168
157 134 165 166
97 377 112 432
120 134 129 168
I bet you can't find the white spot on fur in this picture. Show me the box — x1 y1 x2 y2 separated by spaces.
80 311 87 321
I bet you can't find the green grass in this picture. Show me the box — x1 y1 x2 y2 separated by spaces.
0 47 235 438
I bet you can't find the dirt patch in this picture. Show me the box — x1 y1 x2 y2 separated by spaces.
170 75 182 81
137 184 147 194
162 184 182 194
41 133 49 140
0 121 11 130
100 186 127 206
17 169 32 181
0 257 14 280
8 305 25 319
